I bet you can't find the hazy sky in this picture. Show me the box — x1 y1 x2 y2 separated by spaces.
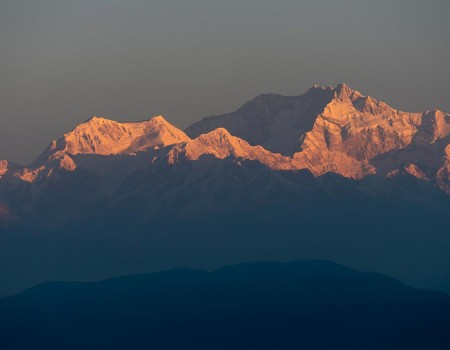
1 0 449 164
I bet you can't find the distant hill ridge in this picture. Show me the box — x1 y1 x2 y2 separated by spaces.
1 260 449 350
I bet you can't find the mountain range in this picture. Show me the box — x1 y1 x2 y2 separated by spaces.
2 84 450 191
0 83 450 298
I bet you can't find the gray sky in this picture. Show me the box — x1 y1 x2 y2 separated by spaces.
1 0 449 164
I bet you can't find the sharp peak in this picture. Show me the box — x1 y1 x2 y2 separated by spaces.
203 127 233 137
332 83 363 100
195 128 241 143
335 82 352 90
302 83 364 101
83 116 115 123
333 82 356 93
147 116 187 132
149 115 171 124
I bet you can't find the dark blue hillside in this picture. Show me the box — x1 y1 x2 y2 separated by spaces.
1 260 449 350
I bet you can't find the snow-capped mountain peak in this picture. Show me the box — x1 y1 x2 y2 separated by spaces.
185 83 450 181
10 115 191 183
41 115 190 160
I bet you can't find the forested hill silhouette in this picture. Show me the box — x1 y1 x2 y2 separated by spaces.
1 260 450 350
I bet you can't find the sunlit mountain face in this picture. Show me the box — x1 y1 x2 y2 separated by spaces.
0 84 450 299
